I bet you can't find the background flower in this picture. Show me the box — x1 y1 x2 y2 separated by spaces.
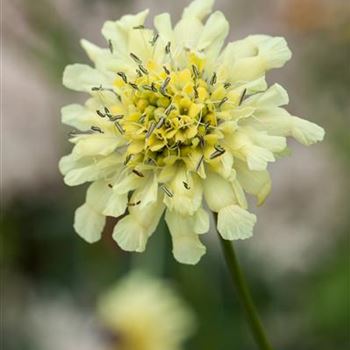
98 272 195 350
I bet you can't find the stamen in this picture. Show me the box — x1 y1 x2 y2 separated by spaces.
124 154 133 165
149 32 159 46
146 121 156 138
165 42 171 54
183 181 190 190
192 65 199 79
163 65 170 75
68 130 92 137
142 85 153 91
198 135 205 148
194 85 199 99
196 155 204 172
160 77 171 96
104 107 110 114
210 72 217 85
129 82 139 90
156 117 165 129
133 25 145 30
115 121 125 134
224 82 231 89
139 114 146 123
109 115 123 122
239 88 247 106
96 110 105 118
130 53 142 64
136 69 143 77
164 104 175 115
132 169 144 177
91 85 102 91
151 82 158 92
128 200 141 206
91 126 104 133
138 64 149 75
210 145 226 159
117 72 128 83
161 185 173 198
218 97 228 108
108 184 113 188
108 40 113 53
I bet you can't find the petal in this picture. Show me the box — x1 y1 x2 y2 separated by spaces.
251 35 292 69
62 154 121 186
154 13 173 41
235 160 271 206
80 39 105 63
103 191 128 217
217 205 256 240
71 134 124 157
74 203 105 243
244 84 289 107
101 10 149 55
165 210 206 265
61 104 111 132
193 208 210 234
132 174 158 209
86 181 113 213
62 64 112 92
164 168 203 215
291 117 325 146
182 0 214 20
204 171 236 212
113 196 164 252
197 11 229 56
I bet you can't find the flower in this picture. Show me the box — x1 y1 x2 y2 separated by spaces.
60 0 325 264
98 272 195 350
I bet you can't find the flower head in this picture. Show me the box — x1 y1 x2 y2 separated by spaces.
60 0 325 264
98 272 195 350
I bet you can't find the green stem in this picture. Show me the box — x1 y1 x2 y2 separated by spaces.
215 215 273 350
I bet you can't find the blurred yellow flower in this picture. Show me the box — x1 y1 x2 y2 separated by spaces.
60 0 324 264
98 272 195 350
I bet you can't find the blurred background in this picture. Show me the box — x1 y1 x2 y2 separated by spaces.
2 0 350 349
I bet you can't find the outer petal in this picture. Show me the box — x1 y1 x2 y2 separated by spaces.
204 172 236 212
164 168 202 215
291 117 325 145
217 205 256 240
235 160 271 206
74 203 105 243
165 210 206 265
113 195 165 252
197 11 229 59
71 134 124 157
182 0 214 20
101 10 149 55
62 64 113 92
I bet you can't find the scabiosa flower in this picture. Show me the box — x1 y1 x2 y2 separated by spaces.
60 0 325 264
98 272 195 350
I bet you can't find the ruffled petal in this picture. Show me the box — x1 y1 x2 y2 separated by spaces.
74 203 105 243
113 196 164 252
165 210 206 265
204 171 236 212
235 160 271 206
217 205 256 240
62 64 113 92
182 0 214 20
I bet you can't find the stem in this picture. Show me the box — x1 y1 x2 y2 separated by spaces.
215 215 273 350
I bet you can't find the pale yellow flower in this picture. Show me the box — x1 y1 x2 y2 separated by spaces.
60 0 325 264
98 272 195 350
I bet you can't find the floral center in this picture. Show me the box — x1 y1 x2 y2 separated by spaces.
95 51 245 174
